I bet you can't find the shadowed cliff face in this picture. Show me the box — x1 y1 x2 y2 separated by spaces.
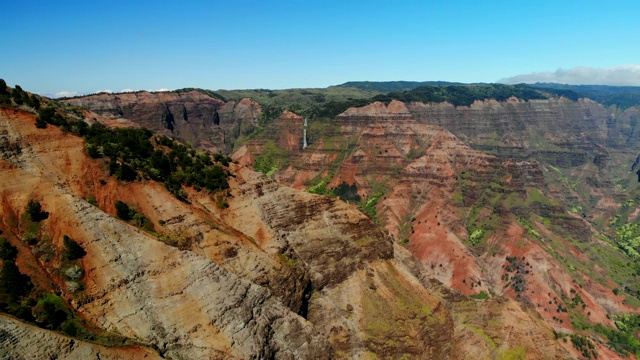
63 91 261 153
0 107 562 359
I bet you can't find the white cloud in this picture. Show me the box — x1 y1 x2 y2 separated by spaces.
47 87 172 99
53 90 80 98
500 65 640 86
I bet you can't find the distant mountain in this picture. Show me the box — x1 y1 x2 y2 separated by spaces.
334 80 464 92
524 83 640 109
371 83 548 107
337 81 640 110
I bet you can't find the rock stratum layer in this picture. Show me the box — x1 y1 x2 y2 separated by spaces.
0 105 576 359
232 99 640 359
63 91 261 154
58 89 640 358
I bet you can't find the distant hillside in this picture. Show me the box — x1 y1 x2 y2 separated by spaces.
206 87 379 118
525 83 640 109
371 84 549 107
337 81 640 110
300 84 553 118
334 80 463 92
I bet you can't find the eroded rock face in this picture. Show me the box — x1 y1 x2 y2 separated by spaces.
218 167 394 290
62 91 261 153
406 98 610 162
307 260 454 359
41 90 640 358
0 108 331 359
0 107 485 359
449 297 573 359
229 98 636 359
0 314 161 360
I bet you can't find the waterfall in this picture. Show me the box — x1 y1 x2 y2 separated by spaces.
303 118 308 149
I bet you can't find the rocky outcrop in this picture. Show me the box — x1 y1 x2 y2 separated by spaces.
308 260 454 358
217 97 262 143
0 108 331 359
606 105 640 149
218 167 394 290
406 98 610 163
230 95 639 360
339 100 412 121
233 109 305 167
0 106 481 359
62 91 262 153
449 297 573 359
0 314 160 360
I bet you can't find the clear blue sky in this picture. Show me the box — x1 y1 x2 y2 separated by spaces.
2 0 640 96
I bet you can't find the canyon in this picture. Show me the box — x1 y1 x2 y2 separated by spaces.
1 84 639 358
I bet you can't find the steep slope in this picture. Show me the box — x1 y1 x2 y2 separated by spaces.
0 104 573 358
234 99 640 358
0 314 160 359
0 108 330 359
62 90 261 153
405 98 639 220
57 84 640 357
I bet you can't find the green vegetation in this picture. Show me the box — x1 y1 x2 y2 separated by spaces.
503 256 530 299
569 309 640 357
614 223 640 259
456 163 640 308
4 83 40 110
87 195 97 206
35 107 231 200
359 191 384 220
25 200 49 222
115 200 134 221
36 106 70 130
212 86 379 119
458 161 632 297
593 322 640 357
458 174 509 249
570 334 597 359
0 212 133 346
307 179 329 195
0 238 18 261
115 201 154 232
469 229 484 246
465 323 497 350
372 84 548 107
336 80 463 92
27 292 129 344
33 294 71 330
62 235 86 261
525 83 640 110
254 140 286 175
306 179 361 203
0 79 10 105
469 291 490 300
0 259 33 301
0 238 34 320
333 182 361 202
498 346 526 360
305 98 374 119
